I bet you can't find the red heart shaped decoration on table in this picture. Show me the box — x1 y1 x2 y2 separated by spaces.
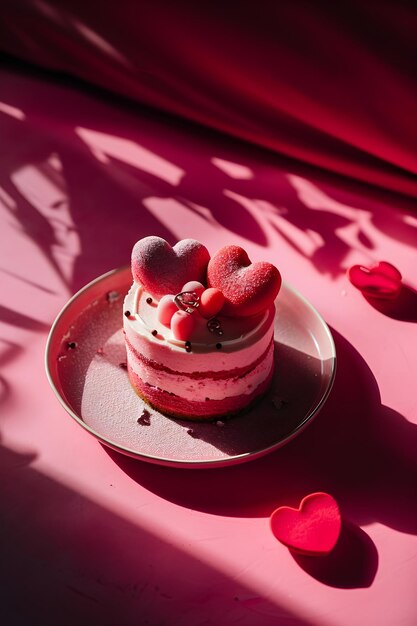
207 245 281 316
270 492 341 556
347 261 402 300
132 237 210 299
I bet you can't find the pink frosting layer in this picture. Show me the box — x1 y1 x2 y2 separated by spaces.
128 364 274 420
126 336 274 402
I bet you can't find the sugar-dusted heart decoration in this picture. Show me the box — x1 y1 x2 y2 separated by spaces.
270 492 341 556
347 261 402 300
132 237 210 299
207 245 281 316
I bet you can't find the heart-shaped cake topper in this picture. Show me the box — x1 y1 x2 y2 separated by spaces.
348 261 402 300
207 245 281 316
132 237 210 299
270 492 341 556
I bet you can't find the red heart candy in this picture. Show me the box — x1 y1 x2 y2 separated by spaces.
207 245 281 316
347 261 402 300
270 492 341 556
132 237 210 299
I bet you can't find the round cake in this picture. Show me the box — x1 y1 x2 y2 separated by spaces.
123 236 281 421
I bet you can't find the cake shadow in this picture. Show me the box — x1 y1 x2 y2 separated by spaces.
162 338 331 458
107 328 417 537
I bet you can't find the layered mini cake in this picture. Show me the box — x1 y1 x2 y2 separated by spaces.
123 237 281 420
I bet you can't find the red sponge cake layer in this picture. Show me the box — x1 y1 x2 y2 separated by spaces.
128 362 274 420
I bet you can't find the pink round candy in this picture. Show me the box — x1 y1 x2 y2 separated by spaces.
198 288 225 319
181 281 205 298
171 310 196 341
157 294 177 326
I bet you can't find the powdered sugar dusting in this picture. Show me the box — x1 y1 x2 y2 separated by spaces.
131 236 210 299
207 245 281 316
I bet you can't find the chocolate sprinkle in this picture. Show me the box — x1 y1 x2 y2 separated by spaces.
146 297 153 304
66 341 77 350
152 329 158 336
119 362 127 369
124 310 131 317
216 343 222 350
185 341 192 352
137 409 151 425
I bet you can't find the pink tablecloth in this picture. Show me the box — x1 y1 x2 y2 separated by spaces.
1 64 417 625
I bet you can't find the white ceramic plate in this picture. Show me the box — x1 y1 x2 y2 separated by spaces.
45 267 336 468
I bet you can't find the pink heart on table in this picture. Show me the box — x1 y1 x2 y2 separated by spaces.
131 237 210 299
207 245 281 316
270 492 342 556
347 261 402 300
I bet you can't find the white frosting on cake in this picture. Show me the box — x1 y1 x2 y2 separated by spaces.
124 283 274 369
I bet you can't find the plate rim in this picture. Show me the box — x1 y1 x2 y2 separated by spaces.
45 266 337 469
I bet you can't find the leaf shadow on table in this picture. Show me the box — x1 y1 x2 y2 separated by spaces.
108 327 417 587
2 59 417 301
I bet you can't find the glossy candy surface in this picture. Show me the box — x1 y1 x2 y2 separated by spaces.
347 261 402 300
